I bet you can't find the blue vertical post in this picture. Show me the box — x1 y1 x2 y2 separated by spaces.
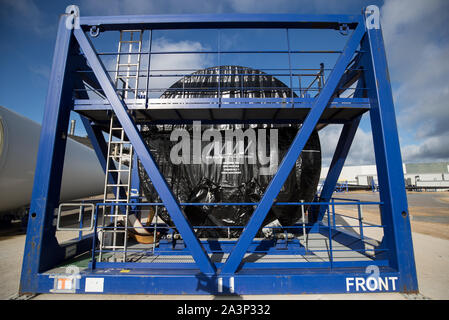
327 204 333 268
91 205 99 270
78 203 84 241
331 198 336 228
357 200 365 251
361 7 418 292
20 15 76 293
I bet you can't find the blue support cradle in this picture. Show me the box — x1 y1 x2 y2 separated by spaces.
19 6 418 295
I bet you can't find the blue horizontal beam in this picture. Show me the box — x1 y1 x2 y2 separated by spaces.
95 201 383 206
74 97 370 109
82 119 355 126
79 13 363 31
97 50 359 55
36 267 405 295
92 260 389 270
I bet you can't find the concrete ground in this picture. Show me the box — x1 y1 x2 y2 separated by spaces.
1 191 448 300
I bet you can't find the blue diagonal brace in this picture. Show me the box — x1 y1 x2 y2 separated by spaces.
221 23 366 275
73 28 216 275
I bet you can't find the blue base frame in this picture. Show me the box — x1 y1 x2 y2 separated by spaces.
20 7 418 295
36 268 402 295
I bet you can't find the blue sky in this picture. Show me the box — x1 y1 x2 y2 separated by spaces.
0 0 448 166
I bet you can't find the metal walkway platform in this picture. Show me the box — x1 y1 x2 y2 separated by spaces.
74 97 370 128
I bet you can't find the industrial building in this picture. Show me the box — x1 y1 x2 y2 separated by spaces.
321 162 449 190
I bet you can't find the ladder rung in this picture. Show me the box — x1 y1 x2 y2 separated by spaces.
108 169 130 172
103 214 128 217
108 154 130 158
119 40 141 43
117 63 139 66
104 200 129 202
104 202 129 204
109 141 130 144
106 184 129 187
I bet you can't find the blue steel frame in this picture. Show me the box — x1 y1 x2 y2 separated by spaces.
20 8 418 295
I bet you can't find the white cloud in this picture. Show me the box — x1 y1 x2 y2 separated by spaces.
319 124 375 167
68 0 449 164
79 0 379 15
79 0 156 16
402 133 449 163
380 0 449 161
322 0 449 165
148 38 213 95
225 0 368 14
100 37 212 98
80 0 226 15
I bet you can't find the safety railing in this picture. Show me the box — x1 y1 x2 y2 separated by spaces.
73 26 367 107
89 198 387 269
75 67 366 101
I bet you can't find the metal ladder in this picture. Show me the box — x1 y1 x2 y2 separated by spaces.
115 30 143 99
98 116 134 262
98 30 142 262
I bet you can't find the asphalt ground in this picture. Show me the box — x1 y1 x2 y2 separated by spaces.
1 191 448 300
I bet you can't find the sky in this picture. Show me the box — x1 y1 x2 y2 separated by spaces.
0 0 448 167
